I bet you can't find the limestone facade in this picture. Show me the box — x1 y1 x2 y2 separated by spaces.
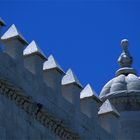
0 18 139 140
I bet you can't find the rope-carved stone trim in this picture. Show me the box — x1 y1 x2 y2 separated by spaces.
0 79 80 140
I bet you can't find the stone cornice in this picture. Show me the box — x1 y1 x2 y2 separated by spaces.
0 78 80 140
101 90 140 111
101 90 140 101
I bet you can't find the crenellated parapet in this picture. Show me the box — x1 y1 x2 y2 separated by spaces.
23 40 47 78
80 84 102 119
43 55 65 96
98 99 120 140
0 17 117 140
62 69 83 109
1 24 28 65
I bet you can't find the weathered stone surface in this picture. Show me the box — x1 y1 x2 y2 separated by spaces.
100 39 140 140
1 24 28 45
62 69 82 88
100 74 140 98
23 40 47 60
98 99 120 117
43 55 64 73
80 84 99 100
1 18 138 140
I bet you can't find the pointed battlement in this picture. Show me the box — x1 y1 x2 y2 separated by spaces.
80 84 101 118
98 99 120 117
1 24 28 45
1 24 28 65
23 40 46 60
62 69 82 88
80 84 100 101
0 17 119 140
23 40 47 78
43 55 64 97
43 55 64 73
62 69 83 106
98 99 120 138
61 69 84 132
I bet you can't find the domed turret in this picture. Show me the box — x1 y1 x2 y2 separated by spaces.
99 39 140 140
100 39 140 99
100 74 140 98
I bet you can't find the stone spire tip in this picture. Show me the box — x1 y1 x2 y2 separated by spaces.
116 39 137 76
121 39 129 49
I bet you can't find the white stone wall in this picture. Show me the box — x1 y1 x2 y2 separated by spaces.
0 92 59 140
118 111 140 140
0 20 116 140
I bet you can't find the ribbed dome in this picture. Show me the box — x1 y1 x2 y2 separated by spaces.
100 39 140 98
100 74 140 98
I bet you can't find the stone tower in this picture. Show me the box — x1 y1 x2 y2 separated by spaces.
100 39 140 140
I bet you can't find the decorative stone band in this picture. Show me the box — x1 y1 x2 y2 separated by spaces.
100 90 140 111
0 78 80 140
116 67 137 76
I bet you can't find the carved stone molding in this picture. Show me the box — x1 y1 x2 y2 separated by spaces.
0 78 80 140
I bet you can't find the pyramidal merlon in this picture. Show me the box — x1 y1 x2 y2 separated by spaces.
23 40 47 60
98 99 120 117
62 69 82 88
43 55 64 73
80 84 99 99
1 24 28 45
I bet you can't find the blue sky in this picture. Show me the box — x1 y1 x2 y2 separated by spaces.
1 1 140 94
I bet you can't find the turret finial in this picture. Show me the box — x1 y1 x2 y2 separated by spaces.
118 39 132 68
121 39 129 49
116 39 137 76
